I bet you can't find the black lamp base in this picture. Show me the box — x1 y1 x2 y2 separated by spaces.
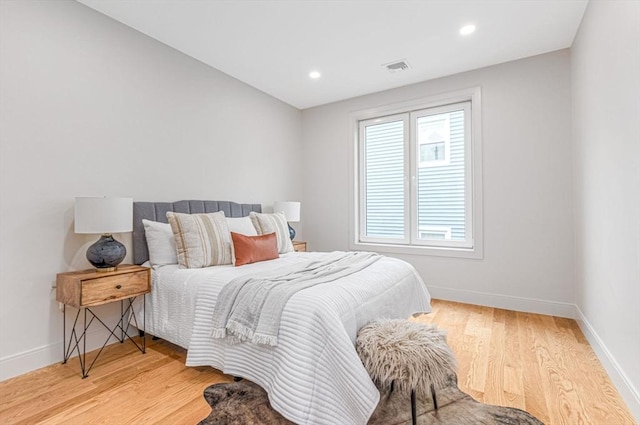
86 234 126 272
288 223 295 240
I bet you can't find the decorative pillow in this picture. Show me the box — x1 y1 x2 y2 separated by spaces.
226 216 258 236
142 219 177 267
249 211 294 254
231 232 279 266
166 211 233 268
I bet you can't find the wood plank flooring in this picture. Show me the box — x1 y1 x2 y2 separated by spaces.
0 299 635 424
413 300 635 425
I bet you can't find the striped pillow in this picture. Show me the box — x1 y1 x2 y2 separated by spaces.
166 211 233 268
249 211 294 254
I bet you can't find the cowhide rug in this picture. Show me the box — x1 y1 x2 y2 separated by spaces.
198 376 544 425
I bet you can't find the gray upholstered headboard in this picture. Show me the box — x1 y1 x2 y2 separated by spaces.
133 200 262 265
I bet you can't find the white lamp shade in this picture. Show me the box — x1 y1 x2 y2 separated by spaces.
273 201 300 222
75 197 133 234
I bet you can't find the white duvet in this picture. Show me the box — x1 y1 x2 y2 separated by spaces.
140 252 431 425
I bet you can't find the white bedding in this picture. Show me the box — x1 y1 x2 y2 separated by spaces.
139 252 431 425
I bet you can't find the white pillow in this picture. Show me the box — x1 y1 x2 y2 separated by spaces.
142 219 178 267
249 211 294 254
226 216 258 236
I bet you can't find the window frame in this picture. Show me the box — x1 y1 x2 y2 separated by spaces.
349 87 483 259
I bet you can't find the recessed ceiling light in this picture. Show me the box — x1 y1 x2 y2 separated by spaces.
309 71 321 79
459 24 476 35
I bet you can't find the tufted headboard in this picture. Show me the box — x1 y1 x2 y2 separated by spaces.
132 200 262 265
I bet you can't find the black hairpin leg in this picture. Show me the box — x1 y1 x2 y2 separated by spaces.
62 295 146 378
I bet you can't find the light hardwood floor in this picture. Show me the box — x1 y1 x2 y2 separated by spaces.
0 299 635 424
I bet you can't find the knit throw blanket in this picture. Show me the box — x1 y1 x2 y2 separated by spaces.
210 251 381 346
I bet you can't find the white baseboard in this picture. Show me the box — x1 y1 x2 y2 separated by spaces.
0 327 133 382
428 285 576 318
574 306 640 423
0 340 64 382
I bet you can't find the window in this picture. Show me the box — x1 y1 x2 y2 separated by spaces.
351 88 482 258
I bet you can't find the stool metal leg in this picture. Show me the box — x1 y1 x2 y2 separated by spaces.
431 383 438 411
411 389 417 425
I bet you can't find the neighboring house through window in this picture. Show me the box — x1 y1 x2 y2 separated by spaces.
418 113 450 167
350 88 483 258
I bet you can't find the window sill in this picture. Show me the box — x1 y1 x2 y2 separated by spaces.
349 241 483 259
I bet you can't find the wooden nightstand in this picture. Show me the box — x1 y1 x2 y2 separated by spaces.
292 241 307 252
56 265 151 378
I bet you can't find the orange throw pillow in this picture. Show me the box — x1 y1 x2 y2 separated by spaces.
231 232 279 266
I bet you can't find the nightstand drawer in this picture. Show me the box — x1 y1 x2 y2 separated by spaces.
81 270 149 306
57 265 151 308
292 241 307 252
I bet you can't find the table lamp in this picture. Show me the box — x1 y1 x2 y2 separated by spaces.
75 197 133 272
273 201 300 240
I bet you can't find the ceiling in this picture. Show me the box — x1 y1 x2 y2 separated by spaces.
77 0 588 110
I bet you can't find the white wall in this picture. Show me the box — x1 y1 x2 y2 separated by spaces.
302 50 574 316
0 0 302 380
3 5 637 419
571 0 640 419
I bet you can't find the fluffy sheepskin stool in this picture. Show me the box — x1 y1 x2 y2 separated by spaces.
356 319 457 425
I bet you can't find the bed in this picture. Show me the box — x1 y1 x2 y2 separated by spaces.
132 200 431 425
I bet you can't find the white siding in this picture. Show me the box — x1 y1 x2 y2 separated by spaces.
418 110 465 240
363 120 405 237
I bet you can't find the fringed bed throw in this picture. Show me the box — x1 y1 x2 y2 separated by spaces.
210 251 380 346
